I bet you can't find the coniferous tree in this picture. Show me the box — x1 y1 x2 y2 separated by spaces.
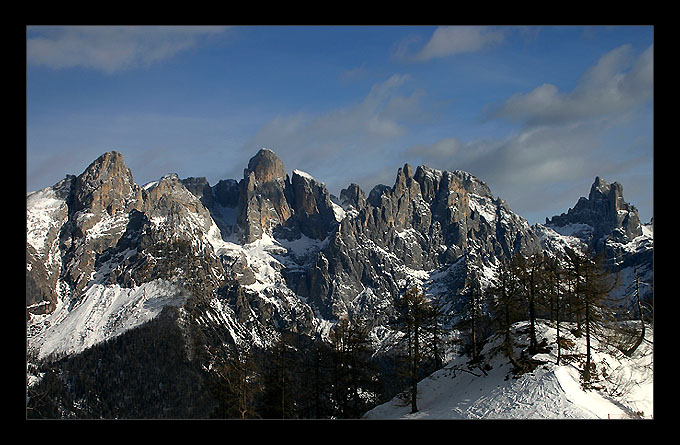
210 342 261 418
308 335 334 418
565 249 618 384
488 258 523 360
261 334 296 418
509 252 551 354
525 253 545 354
469 278 482 363
544 256 565 365
329 317 377 418
392 286 436 414
423 295 450 371
621 264 648 357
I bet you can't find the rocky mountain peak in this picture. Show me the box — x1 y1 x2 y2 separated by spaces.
238 149 294 243
291 169 337 240
340 183 367 210
27 148 653 417
56 151 144 298
70 151 142 216
245 147 288 184
181 176 214 208
546 176 642 246
142 173 211 220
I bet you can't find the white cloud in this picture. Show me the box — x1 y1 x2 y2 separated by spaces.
405 43 654 224
406 119 631 223
244 74 425 189
488 44 654 126
401 26 506 62
27 26 229 73
406 137 463 162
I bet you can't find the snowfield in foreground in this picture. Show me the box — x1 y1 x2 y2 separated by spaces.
364 320 653 419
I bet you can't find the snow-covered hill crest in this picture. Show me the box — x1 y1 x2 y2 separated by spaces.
364 320 653 419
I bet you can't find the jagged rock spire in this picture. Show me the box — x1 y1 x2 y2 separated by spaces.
245 147 288 184
546 176 642 246
237 148 294 243
71 151 142 216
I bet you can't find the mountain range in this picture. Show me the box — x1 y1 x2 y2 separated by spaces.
25 148 653 418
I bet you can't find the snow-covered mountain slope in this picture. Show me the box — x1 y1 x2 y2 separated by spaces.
537 216 653 315
27 279 189 359
364 320 653 419
25 149 537 359
26 149 653 397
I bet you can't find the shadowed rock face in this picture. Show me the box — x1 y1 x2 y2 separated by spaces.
181 177 214 208
546 176 643 248
300 162 543 321
340 183 366 211
234 148 341 243
291 169 337 240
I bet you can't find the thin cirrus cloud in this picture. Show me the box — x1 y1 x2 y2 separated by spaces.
244 74 422 177
396 26 506 62
26 26 229 73
486 43 654 127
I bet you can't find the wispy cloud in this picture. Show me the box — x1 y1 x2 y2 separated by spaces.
486 44 653 126
406 43 654 223
26 26 229 73
396 26 506 62
244 74 428 191
407 119 637 223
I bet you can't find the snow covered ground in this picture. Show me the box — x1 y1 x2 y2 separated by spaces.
364 320 653 419
27 279 189 360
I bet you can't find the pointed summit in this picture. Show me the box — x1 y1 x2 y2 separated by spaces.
546 176 642 246
238 148 294 242
71 151 142 216
245 147 287 184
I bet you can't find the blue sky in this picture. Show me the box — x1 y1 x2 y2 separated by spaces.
26 25 654 225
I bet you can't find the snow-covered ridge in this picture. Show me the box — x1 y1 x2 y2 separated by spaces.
27 279 189 360
468 193 497 223
547 222 594 238
365 320 653 419
292 169 314 180
207 224 329 293
26 185 69 254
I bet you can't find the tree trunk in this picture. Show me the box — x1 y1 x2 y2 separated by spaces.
623 266 646 357
411 324 419 414
555 271 561 366
584 297 591 382
528 269 538 354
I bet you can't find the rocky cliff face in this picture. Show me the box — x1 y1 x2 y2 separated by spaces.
56 152 144 300
542 176 652 310
26 148 653 362
237 148 294 243
26 176 72 315
546 176 643 248
295 163 542 322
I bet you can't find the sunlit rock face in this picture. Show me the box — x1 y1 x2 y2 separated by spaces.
237 148 294 243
